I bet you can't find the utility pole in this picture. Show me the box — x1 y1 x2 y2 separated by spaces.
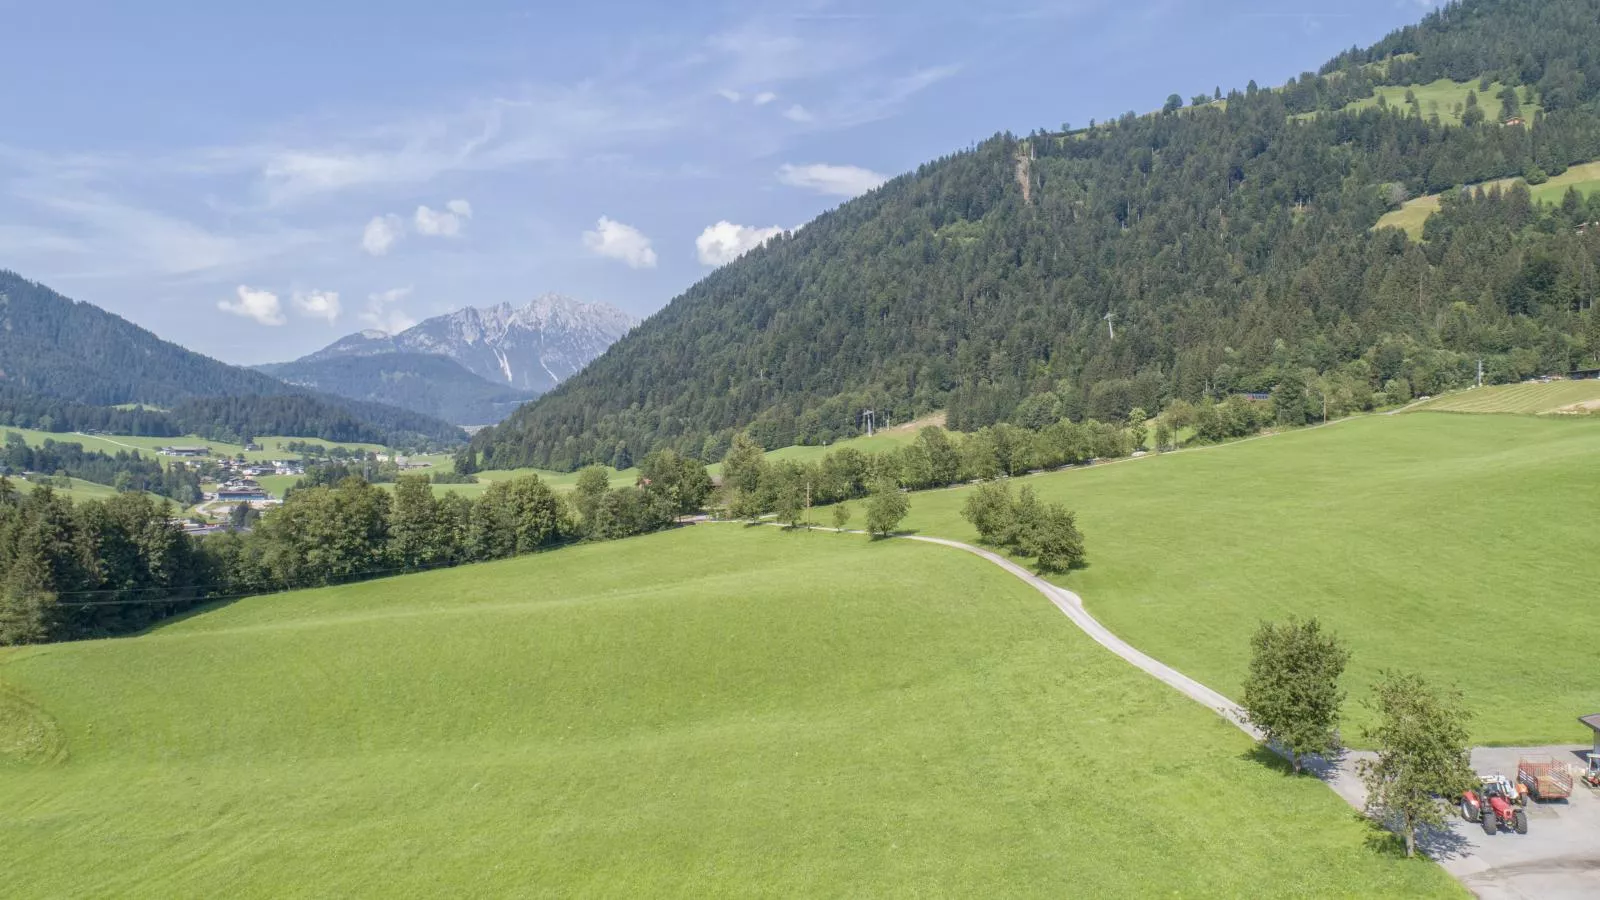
1104 311 1116 340
1476 359 1484 389
862 409 875 437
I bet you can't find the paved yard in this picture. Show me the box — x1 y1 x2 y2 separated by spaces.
1320 746 1599 899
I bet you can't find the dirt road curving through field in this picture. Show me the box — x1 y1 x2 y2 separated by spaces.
893 532 1600 899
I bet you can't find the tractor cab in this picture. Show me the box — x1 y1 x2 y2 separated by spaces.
1585 753 1600 788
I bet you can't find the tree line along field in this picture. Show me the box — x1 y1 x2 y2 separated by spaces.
1375 159 1600 238
0 527 1459 897
828 413 1600 746
1413 379 1600 415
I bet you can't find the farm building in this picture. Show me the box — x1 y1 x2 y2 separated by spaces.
1569 369 1600 381
159 446 211 458
1582 714 1600 754
216 480 269 502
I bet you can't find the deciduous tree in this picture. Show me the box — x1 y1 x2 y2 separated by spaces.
864 479 909 537
1242 618 1350 773
1359 672 1476 858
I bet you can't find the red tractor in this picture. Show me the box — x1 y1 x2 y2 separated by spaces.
1461 776 1528 835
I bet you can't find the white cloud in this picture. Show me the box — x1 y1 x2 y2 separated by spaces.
218 285 285 326
696 221 785 266
292 289 342 324
776 162 887 197
362 214 404 255
583 216 657 269
414 200 472 237
717 88 743 103
783 104 815 123
753 91 777 106
360 287 417 334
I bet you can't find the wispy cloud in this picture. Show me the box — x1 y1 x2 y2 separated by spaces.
362 214 403 256
248 88 682 207
777 162 888 197
360 287 417 334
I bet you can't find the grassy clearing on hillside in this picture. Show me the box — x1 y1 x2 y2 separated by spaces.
1342 78 1540 127
11 476 128 503
830 414 1600 745
0 527 1458 897
412 464 640 499
1415 380 1600 415
705 429 922 479
1375 160 1600 238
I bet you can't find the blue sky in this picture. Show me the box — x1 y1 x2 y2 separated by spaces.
0 0 1441 365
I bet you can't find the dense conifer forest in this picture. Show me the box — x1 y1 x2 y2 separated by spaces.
467 0 1600 471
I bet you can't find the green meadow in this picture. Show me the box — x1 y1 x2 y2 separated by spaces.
0 527 1458 897
1376 160 1600 238
834 414 1600 745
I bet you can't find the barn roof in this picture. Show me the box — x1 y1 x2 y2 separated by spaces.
1579 713 1600 732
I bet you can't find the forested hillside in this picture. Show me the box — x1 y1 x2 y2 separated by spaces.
257 353 535 426
0 272 466 446
469 0 1600 471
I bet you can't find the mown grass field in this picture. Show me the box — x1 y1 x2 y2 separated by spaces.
832 413 1600 745
1375 160 1600 238
1413 380 1600 415
0 527 1459 897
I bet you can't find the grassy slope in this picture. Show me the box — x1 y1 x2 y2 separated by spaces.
705 429 923 479
0 527 1457 897
1345 78 1540 127
1415 380 1600 414
834 414 1600 745
11 476 130 504
1376 160 1600 238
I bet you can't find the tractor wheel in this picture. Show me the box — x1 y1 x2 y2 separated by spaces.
1513 810 1528 834
1481 810 1498 835
1460 799 1476 821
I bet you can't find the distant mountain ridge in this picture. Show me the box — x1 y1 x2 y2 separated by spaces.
0 270 465 445
301 294 636 395
257 353 536 427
